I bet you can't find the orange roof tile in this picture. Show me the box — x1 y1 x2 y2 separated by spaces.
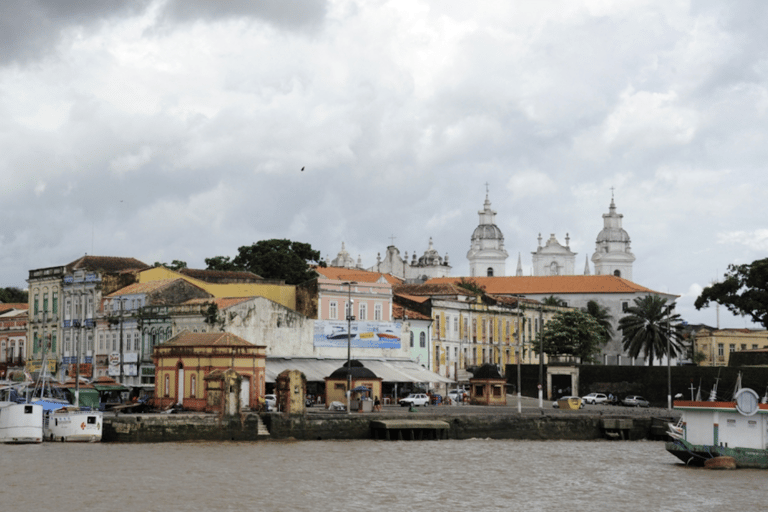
0 303 28 313
314 266 402 284
426 275 667 296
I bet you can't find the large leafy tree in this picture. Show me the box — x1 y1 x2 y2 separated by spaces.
583 300 614 341
618 295 684 366
537 309 607 363
0 287 27 303
694 258 768 328
206 239 325 285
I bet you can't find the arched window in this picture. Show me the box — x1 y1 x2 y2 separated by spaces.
419 332 426 348
410 332 414 348
487 267 494 277
190 374 196 398
164 374 170 397
613 270 621 277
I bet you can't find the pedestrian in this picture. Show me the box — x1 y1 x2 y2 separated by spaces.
374 396 381 412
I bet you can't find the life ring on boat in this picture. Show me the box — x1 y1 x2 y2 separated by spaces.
81 422 86 430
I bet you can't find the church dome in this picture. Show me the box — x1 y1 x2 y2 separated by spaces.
417 237 444 266
595 226 631 243
471 224 504 241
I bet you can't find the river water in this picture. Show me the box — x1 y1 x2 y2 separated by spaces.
1 439 762 511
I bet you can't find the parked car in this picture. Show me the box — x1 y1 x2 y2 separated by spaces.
552 396 584 408
622 395 650 407
264 394 277 410
399 393 430 407
581 393 609 405
447 389 467 403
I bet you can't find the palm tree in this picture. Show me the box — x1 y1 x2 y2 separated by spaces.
618 295 684 366
542 296 566 307
583 300 614 342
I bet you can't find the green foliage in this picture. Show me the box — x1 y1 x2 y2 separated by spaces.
457 277 485 296
583 300 614 340
695 258 768 328
205 239 325 285
0 287 27 303
538 309 607 363
618 295 685 366
154 260 188 271
204 302 220 327
204 256 237 271
542 295 567 306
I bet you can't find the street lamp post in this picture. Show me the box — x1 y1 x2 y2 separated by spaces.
343 281 357 415
667 303 673 411
516 296 522 414
538 304 544 409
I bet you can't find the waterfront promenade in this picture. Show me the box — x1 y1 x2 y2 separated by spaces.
102 395 679 442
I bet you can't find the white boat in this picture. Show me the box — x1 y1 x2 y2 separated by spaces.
665 381 768 468
0 384 44 444
44 406 103 442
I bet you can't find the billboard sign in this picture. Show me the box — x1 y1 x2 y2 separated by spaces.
313 321 402 349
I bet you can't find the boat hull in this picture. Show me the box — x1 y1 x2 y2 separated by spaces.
45 409 103 442
666 439 768 469
0 402 44 444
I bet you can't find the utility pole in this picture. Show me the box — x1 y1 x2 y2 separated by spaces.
343 282 356 415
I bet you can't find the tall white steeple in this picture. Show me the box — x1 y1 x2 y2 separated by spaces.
591 193 635 280
467 189 508 277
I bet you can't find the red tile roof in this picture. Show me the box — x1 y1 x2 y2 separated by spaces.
392 303 431 321
314 266 402 284
0 303 28 313
164 331 255 347
425 275 666 295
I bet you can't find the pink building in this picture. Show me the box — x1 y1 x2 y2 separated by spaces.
314 267 400 322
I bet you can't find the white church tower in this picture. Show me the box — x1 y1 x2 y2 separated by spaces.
591 195 635 280
467 192 508 277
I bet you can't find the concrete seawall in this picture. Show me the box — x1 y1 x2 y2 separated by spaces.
103 412 670 442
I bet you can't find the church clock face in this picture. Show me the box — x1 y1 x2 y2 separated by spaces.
735 388 760 416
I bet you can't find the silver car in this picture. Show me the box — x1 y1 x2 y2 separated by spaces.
622 395 650 407
399 393 430 407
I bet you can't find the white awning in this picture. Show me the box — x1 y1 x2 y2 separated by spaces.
266 356 454 384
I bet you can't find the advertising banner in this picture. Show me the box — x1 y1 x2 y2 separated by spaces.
26 359 57 373
313 321 402 349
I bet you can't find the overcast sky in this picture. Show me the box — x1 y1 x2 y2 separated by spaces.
2 1 767 329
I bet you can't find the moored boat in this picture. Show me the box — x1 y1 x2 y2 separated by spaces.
0 386 43 444
665 386 768 469
44 407 103 442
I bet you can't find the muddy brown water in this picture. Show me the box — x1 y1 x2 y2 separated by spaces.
1 439 762 511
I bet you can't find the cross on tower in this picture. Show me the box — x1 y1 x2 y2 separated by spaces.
388 234 397 246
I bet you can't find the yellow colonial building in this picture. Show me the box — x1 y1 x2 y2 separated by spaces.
153 331 266 412
692 328 768 367
395 282 565 382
